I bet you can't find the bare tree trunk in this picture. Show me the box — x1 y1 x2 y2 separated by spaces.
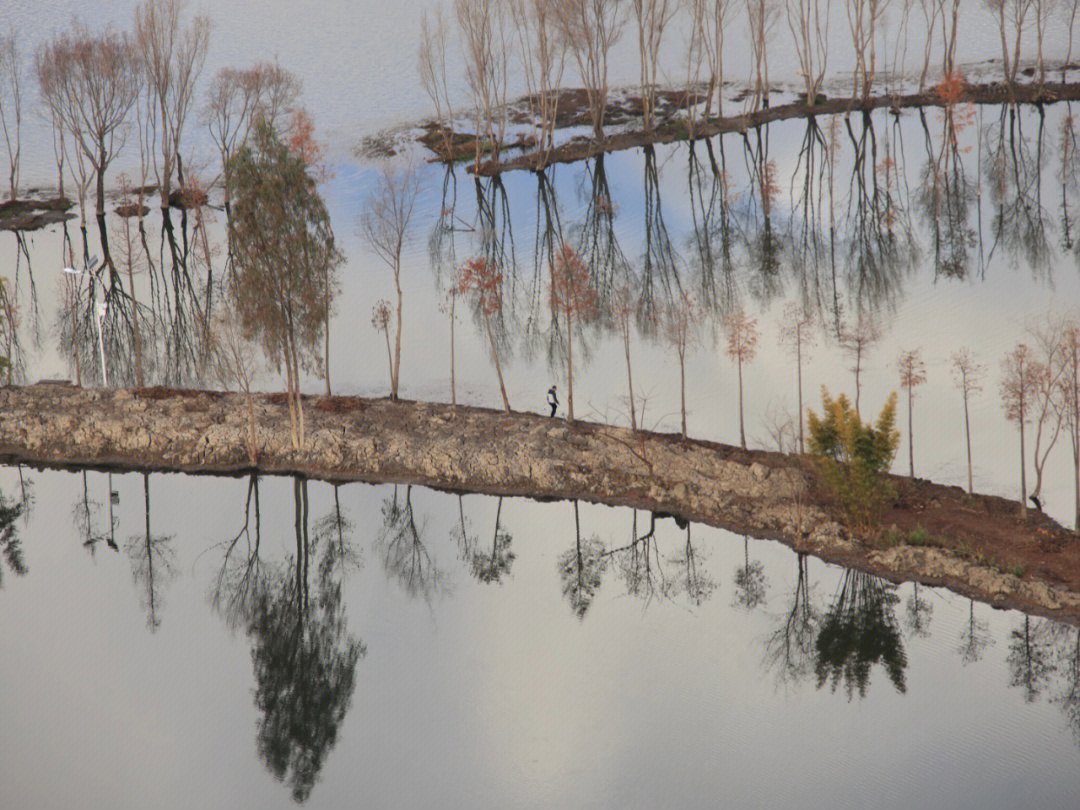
623 323 636 430
907 384 914 477
485 310 511 412
796 338 804 453
383 329 394 394
566 306 575 422
1020 403 1028 517
679 348 687 437
737 355 746 448
450 293 457 407
963 386 973 493
393 263 403 400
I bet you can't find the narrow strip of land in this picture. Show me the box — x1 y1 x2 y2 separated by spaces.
2 382 1078 622
467 81 1080 175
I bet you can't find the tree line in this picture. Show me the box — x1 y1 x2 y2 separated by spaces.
419 0 1080 167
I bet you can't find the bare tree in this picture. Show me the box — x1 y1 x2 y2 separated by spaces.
550 244 598 422
1032 0 1058 85
725 309 760 449
1001 342 1040 517
897 348 927 478
838 309 882 416
203 61 301 210
456 0 512 169
0 31 23 200
554 0 628 142
459 257 512 412
786 0 831 105
631 0 679 132
35 24 141 218
746 0 782 110
779 303 816 452
134 0 211 208
985 0 1034 86
950 347 985 494
1056 320 1080 532
663 290 703 438
418 8 459 158
211 300 262 464
1065 0 1080 76
846 0 892 101
509 0 567 157
1029 321 1066 510
359 164 422 401
611 285 640 429
689 0 736 118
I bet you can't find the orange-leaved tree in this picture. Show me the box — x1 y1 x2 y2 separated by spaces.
459 257 511 412
549 244 597 423
897 348 927 478
724 309 759 449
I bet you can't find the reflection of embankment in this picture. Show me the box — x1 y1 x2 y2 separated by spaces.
458 81 1080 175
2 381 1080 623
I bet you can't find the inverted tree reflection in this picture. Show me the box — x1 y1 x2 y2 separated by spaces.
814 569 907 699
557 500 607 619
247 476 365 803
763 553 819 686
379 484 444 603
957 598 995 665
469 495 515 584
124 473 176 631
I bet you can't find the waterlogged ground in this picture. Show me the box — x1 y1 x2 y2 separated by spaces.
0 465 1077 808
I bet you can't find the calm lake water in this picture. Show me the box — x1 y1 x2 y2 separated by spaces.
5 3 1080 806
0 465 1077 809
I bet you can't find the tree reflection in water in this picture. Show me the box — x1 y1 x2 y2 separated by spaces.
246 477 365 803
732 535 767 610
124 473 175 631
378 484 444 602
609 510 669 605
957 598 994 665
469 495 515 584
0 476 28 587
763 553 819 686
814 569 907 698
558 500 607 619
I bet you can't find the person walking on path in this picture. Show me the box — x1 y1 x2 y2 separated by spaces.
547 385 559 417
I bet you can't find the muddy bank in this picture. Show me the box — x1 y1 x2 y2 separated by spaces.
451 80 1080 175
2 382 1079 623
0 196 74 232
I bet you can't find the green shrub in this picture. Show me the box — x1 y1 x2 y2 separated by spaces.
907 526 930 546
807 388 901 527
882 525 902 546
1007 564 1025 577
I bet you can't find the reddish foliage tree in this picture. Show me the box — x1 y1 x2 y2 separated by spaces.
724 309 760 449
897 348 927 478
459 257 512 412
549 244 597 422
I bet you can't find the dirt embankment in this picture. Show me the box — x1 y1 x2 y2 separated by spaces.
2 382 1079 623
429 80 1080 175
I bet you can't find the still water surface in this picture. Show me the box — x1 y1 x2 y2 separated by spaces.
0 465 1077 808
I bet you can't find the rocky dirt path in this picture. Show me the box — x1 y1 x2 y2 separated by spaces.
2 382 1078 623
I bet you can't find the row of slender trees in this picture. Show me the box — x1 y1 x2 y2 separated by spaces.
420 0 1080 167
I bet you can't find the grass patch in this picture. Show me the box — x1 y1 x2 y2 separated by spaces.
1007 564 1026 577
